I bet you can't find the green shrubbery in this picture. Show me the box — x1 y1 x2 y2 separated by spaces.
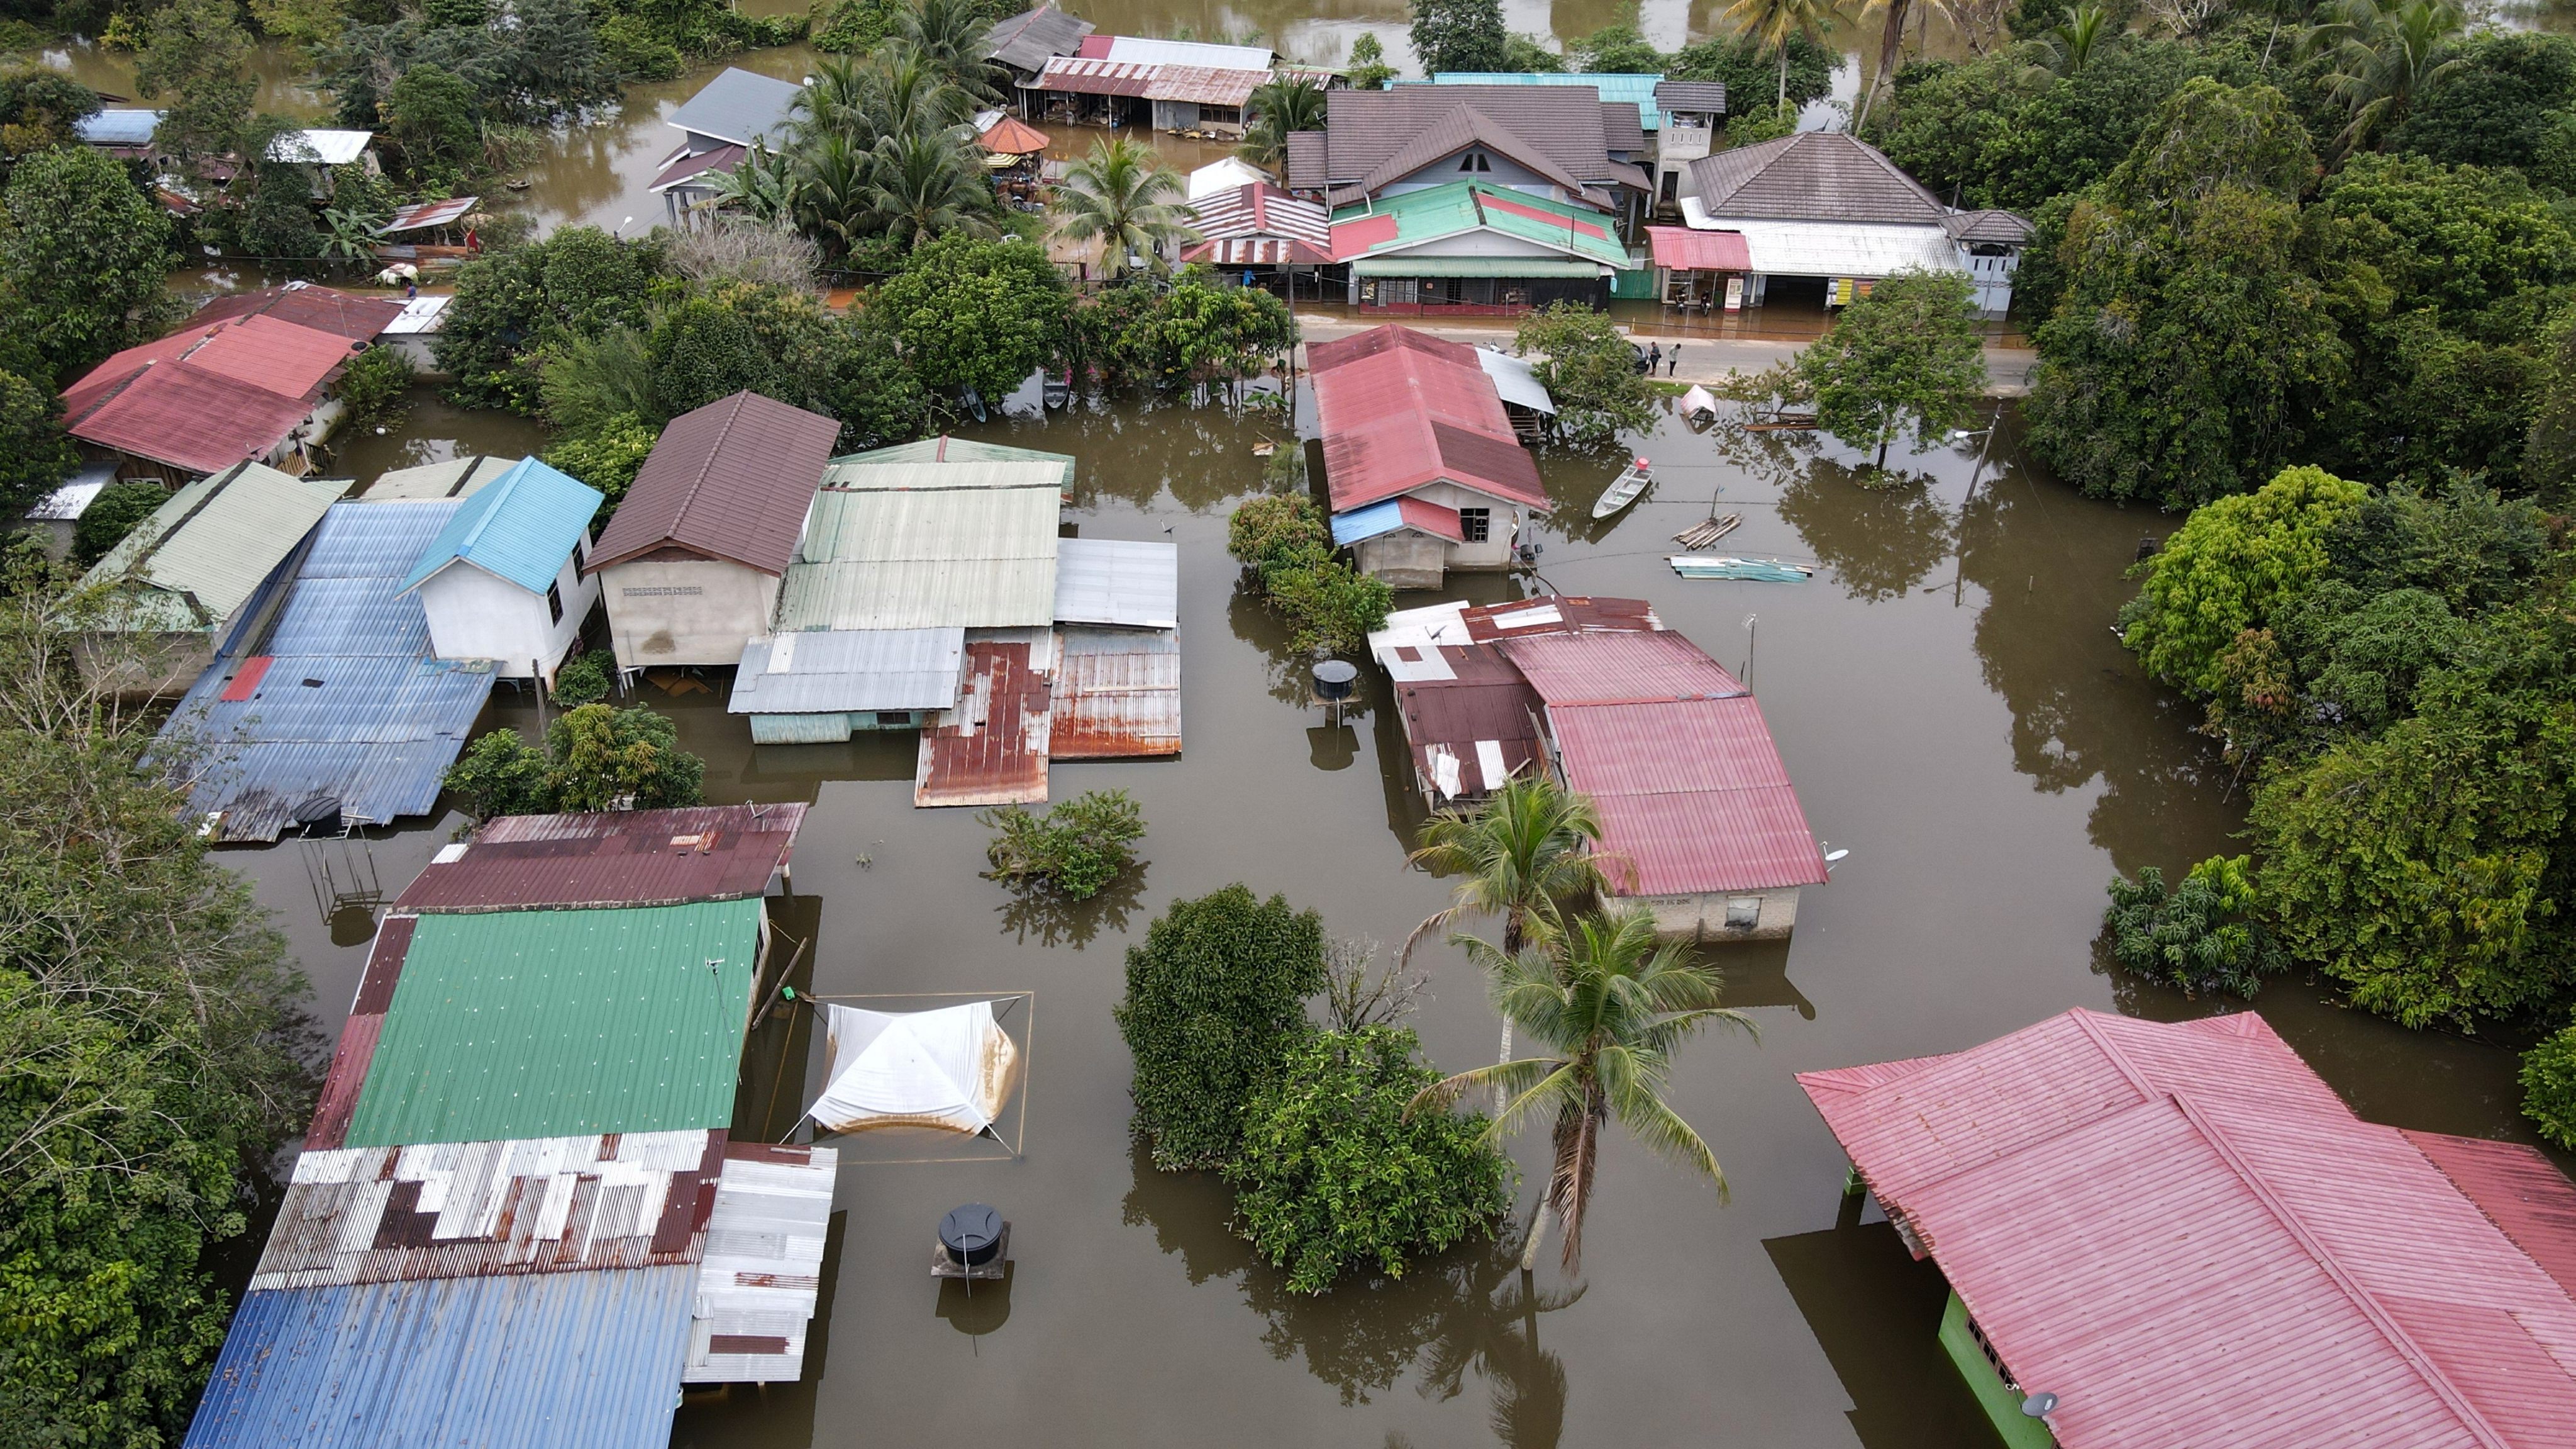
442 704 705 819
547 649 615 706
1226 492 1392 654
980 788 1145 901
72 481 171 567
2102 856 2285 999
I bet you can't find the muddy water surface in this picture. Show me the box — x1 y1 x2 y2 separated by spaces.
216 387 2552 1449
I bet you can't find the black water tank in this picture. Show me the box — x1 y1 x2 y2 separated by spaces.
940 1203 1004 1266
1313 660 1358 702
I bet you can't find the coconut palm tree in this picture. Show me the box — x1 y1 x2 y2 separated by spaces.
2046 1 2114 74
864 128 1001 248
1236 77 1326 170
1416 908 1753 1273
2305 0 2467 154
1720 0 1838 111
896 0 1003 104
704 140 798 226
1052 137 1193 277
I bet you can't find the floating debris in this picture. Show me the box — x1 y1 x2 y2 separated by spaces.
1680 384 1719 420
1668 555 1812 582
1673 513 1743 551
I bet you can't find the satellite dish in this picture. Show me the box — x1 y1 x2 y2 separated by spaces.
1825 848 1850 863
2021 1392 2058 1418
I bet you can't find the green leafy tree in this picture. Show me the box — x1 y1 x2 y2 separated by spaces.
1668 32 1834 113
434 226 665 409
1499 33 1563 71
1417 908 1752 1271
2102 856 2286 998
2389 32 2576 171
1409 0 1507 75
1111 274 1294 401
647 282 843 416
442 727 552 818
133 0 255 162
2529 308 2576 510
2118 464 2368 696
1223 492 1391 653
1346 33 1396 90
548 649 614 706
0 67 101 177
896 0 1004 103
980 789 1146 901
0 365 74 519
2304 0 2468 157
1237 78 1324 170
0 147 180 380
826 309 935 448
863 128 1001 250
2521 1019 2576 1151
541 412 659 515
1719 0 1838 109
1227 1026 1513 1293
1570 25 1663 74
1114 885 1328 1170
385 61 479 180
1053 137 1191 277
541 704 704 812
333 344 414 431
72 482 172 567
867 235 1071 406
1512 302 1652 447
1797 269 1984 472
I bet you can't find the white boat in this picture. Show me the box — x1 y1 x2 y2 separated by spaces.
1680 384 1719 419
1592 457 1653 519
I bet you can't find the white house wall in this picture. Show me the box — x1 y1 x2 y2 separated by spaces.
601 557 782 669
419 547 597 681
1413 479 1523 569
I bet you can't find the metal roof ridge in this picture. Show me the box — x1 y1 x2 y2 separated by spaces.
2063 1005 2161 1105
670 390 752 540
2167 1092 2519 1449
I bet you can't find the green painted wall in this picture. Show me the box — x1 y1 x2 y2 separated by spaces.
1937 1291 2057 1449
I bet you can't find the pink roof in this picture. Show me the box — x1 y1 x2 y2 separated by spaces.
1553 698 1825 892
1396 495 1463 542
167 314 358 400
69 361 324 474
1499 628 1745 704
1647 225 1752 272
1182 183 1335 265
1309 325 1548 513
1799 1010 2576 1449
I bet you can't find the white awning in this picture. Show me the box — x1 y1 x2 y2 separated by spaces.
1680 199 1962 280
804 1001 1019 1136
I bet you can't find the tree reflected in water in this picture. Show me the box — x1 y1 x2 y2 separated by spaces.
1778 457 1955 605
989 860 1147 950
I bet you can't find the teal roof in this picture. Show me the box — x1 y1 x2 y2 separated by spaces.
1332 182 1631 269
345 899 762 1146
828 435 1076 492
1413 73 1670 130
399 457 601 596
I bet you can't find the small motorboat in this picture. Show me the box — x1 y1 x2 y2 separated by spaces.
1680 384 1719 420
1668 555 1813 582
962 386 987 423
1744 412 1819 432
1041 369 1071 409
1592 457 1653 519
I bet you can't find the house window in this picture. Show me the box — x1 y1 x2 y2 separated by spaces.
546 580 564 625
1724 897 1762 929
1458 507 1491 543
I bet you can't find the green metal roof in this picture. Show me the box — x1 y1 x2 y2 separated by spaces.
79 462 347 631
1350 257 1607 277
828 436 1076 492
1333 182 1632 269
345 899 762 1146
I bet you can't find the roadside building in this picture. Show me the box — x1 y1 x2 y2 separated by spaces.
1311 325 1548 586
652 67 802 226
983 3 1094 88
73 460 346 694
62 301 393 482
1182 182 1335 293
1802 1008 2576 1449
1645 224 1753 312
1330 180 1632 313
1649 80 1726 217
589 390 840 671
1680 131 2033 316
160 497 499 840
1285 84 1650 243
399 457 602 682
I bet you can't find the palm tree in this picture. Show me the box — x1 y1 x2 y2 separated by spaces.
871 47 975 142
1416 908 1753 1273
1720 0 1838 111
1236 78 1325 171
791 130 880 257
704 140 798 225
1851 0 1911 134
1052 137 1193 277
2305 0 2467 155
794 54 884 148
2047 1 2113 74
864 128 999 249
896 0 1002 104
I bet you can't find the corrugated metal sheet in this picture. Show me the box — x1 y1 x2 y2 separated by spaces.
362 455 520 501
1394 651 1545 800
1551 697 1826 894
69 358 329 475
728 628 967 714
682 1142 840 1383
590 391 838 575
1460 594 1658 640
1796 1009 2576 1449
378 196 479 233
1309 324 1549 513
1100 35 1273 67
1054 538 1177 628
343 899 763 1146
1182 183 1333 266
394 804 808 913
1031 54 1271 106
79 108 163 145
1052 627 1180 757
748 711 864 744
665 67 801 147
775 475 1061 631
253 1130 721 1289
2406 1131 2576 1300
190 284 407 343
1500 628 1745 703
1416 71 1672 129
399 458 600 594
825 435 1076 491
182 1269 695 1449
1475 348 1557 415
649 142 744 192
916 638 1052 806
80 462 345 631
985 4 1094 72
1677 206 1962 281
1646 224 1752 272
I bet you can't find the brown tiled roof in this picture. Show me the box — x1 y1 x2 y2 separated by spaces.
1340 104 1604 208
1601 102 1645 153
1687 131 1949 225
1284 129 1328 192
1941 208 2036 244
589 391 838 575
1653 80 1727 116
1316 87 1637 197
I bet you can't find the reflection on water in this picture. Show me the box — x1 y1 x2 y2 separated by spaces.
991 862 1149 950
1763 1215 1995 1449
1780 458 1956 606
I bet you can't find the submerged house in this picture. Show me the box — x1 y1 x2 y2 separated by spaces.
982 3 1094 88
1802 1009 2576 1449
1311 325 1549 587
1680 131 2033 317
652 67 803 226
1330 181 1635 312
1019 36 1314 136
1182 182 1335 287
398 457 602 682
590 390 840 671
74 460 346 695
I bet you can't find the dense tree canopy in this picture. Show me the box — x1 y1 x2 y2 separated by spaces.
1116 886 1328 1170
1797 269 1984 471
0 147 180 382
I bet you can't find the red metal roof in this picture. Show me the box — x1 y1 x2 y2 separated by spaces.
1500 628 1746 704
1552 697 1825 892
979 114 1051 153
1182 182 1335 265
1394 652 1546 801
916 639 1052 805
1646 225 1752 272
2407 1130 2576 1301
378 197 480 233
189 284 406 341
649 142 745 192
1396 495 1464 542
591 391 840 575
1799 1010 2576 1449
68 358 325 474
393 804 809 913
172 313 362 399
1309 324 1548 513
1460 594 1660 640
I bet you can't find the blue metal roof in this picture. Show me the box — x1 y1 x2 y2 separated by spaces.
183 1270 695 1449
78 109 164 145
162 501 497 842
1411 73 1670 130
666 67 801 147
1331 499 1406 547
401 458 600 596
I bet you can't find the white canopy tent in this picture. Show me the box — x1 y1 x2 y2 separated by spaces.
804 1001 1021 1136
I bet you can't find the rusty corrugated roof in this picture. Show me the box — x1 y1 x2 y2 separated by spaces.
394 804 808 913
1050 627 1180 758
916 636 1052 806
589 391 839 575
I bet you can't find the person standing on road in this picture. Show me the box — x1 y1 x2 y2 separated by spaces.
1666 345 1679 376
1648 341 1662 373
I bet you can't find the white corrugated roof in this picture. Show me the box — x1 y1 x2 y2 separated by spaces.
381 295 451 335
1475 348 1557 415
28 463 118 521
775 467 1062 631
1187 157 1272 200
1102 35 1274 69
1054 537 1178 629
682 1146 839 1384
728 628 968 714
270 129 375 165
1681 199 1961 279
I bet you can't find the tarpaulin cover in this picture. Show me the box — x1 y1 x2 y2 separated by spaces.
806 1001 1018 1135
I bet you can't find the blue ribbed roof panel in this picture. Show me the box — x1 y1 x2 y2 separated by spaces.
1412 72 1668 129
183 1270 694 1449
1330 499 1405 547
401 458 601 596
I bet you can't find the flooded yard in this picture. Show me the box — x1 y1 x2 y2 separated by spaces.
218 387 2551 1448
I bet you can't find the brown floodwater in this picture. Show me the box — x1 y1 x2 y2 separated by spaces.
208 379 2562 1449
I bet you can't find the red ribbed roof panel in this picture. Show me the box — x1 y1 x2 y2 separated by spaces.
394 803 808 912
1501 628 1744 704
1311 323 1548 513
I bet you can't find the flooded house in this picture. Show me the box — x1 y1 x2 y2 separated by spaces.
650 67 802 226
397 457 602 683
1313 325 1549 587
72 460 345 696
590 390 840 672
1018 36 1323 138
1368 595 1825 939
982 3 1094 89
1180 182 1335 289
1677 131 2034 318
1801 1008 2576 1449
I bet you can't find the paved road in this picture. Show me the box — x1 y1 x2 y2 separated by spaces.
1291 313 2037 397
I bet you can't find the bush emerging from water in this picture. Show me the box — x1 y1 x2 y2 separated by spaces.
2102 855 2285 999
2521 1021 2576 1150
1116 885 1327 1170
548 649 615 706
442 704 705 819
1226 493 1392 655
980 788 1144 901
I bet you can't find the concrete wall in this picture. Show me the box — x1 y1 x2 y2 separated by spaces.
1626 884 1802 940
1414 480 1521 569
419 545 597 680
600 557 780 669
1353 532 1447 589
1348 484 1526 587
